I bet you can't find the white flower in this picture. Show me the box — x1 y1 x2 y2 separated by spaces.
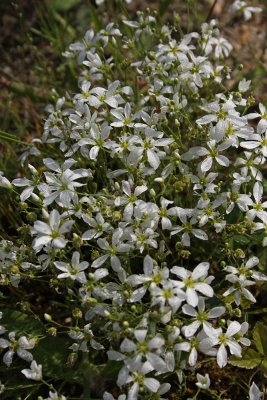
150 279 186 312
92 228 131 282
45 391 67 400
0 312 6 335
196 373 210 389
235 151 264 181
111 103 137 128
182 297 225 337
31 210 74 252
175 333 207 367
85 80 120 109
78 123 112 161
22 360 42 381
240 182 267 221
211 37 233 58
249 382 262 400
170 210 208 247
182 140 231 172
196 99 245 127
69 323 104 351
12 164 42 202
82 213 111 240
0 332 35 367
204 321 242 368
223 256 267 305
171 263 214 307
0 381 5 395
230 1 262 21
54 251 89 283
117 356 161 399
42 158 91 207
0 172 12 189
239 78 251 93
114 179 147 220
252 213 267 247
127 254 169 302
157 197 178 230
103 392 126 400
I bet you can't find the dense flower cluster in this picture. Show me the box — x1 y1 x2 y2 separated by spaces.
0 1 265 399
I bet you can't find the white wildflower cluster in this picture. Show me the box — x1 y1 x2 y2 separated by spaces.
1 5 266 400
230 0 262 20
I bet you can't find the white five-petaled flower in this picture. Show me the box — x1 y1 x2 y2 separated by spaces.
31 210 74 252
82 213 111 241
54 251 89 283
170 210 208 247
223 256 267 305
204 321 243 368
117 355 161 399
241 182 267 220
114 179 147 220
182 139 232 172
92 229 131 282
127 254 169 303
171 262 214 307
111 103 137 128
0 332 35 367
182 296 225 337
78 123 112 161
150 279 186 313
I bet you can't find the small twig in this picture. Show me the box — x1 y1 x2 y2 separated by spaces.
206 0 219 22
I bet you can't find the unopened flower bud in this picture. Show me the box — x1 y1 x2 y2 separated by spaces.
234 308 242 318
19 202 28 210
104 310 111 318
44 313 52 322
154 177 164 184
149 188 156 197
123 321 129 328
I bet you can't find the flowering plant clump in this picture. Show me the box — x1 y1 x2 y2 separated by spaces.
0 1 266 399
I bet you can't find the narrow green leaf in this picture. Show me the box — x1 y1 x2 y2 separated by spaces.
248 308 267 315
261 359 267 374
46 0 81 12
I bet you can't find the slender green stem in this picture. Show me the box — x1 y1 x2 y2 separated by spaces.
0 130 31 146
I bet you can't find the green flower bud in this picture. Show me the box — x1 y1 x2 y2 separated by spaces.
48 327 57 336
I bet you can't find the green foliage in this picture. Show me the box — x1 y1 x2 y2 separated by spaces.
229 323 267 373
1 309 43 336
229 348 262 369
46 0 81 12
